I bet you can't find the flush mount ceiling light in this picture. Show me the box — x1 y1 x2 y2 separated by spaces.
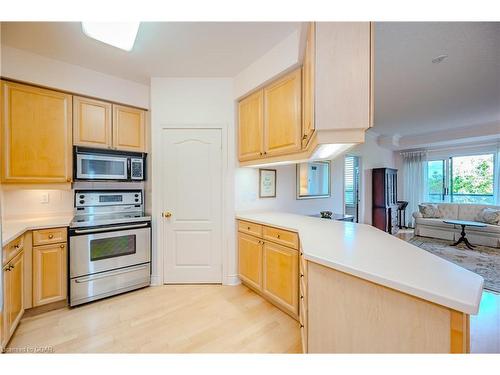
432 54 448 64
81 22 140 51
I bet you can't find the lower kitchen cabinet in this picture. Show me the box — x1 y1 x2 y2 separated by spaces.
237 220 299 319
238 232 263 291
262 242 299 316
2 250 24 347
32 234 68 307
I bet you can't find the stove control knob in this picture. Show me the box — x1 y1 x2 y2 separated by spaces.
135 198 139 202
79 194 85 199
79 200 85 204
135 194 139 197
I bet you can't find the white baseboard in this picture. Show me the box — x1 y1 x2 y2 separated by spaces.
150 274 162 286
223 275 241 286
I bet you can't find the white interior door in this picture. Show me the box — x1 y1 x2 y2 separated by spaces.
162 128 223 283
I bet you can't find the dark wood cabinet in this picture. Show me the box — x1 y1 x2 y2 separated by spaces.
372 168 398 234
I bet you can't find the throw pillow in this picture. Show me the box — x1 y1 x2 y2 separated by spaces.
476 208 500 225
418 203 442 218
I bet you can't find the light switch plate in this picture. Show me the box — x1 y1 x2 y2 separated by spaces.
40 192 49 204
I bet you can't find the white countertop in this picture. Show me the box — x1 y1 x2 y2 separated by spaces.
237 211 484 315
2 215 73 246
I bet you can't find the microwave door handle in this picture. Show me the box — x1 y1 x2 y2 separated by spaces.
127 158 131 180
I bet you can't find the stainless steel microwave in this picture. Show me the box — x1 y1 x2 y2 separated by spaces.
74 147 146 181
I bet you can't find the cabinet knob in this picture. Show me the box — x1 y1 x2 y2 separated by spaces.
247 226 251 230
277 234 280 239
263 152 267 155
300 324 304 328
300 273 304 278
259 152 263 156
13 244 20 249
66 178 72 182
300 295 304 300
302 134 308 140
48 234 54 239
60 244 65 248
10 264 15 270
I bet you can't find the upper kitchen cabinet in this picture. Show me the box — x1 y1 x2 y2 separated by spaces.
264 69 302 158
73 96 112 149
238 90 264 161
315 22 374 133
112 104 146 152
74 98 146 152
0 80 73 183
302 22 315 148
237 22 373 166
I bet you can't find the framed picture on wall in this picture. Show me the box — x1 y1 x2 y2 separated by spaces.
259 169 276 198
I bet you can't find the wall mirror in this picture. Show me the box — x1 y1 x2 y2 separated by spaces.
296 161 331 199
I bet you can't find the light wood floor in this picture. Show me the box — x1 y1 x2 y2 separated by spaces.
6 282 500 353
7 284 302 353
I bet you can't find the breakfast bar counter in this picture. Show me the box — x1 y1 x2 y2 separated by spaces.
236 211 484 353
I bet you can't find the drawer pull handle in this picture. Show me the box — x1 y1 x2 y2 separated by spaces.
247 227 251 230
48 234 54 239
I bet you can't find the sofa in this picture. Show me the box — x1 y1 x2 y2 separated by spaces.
412 203 500 248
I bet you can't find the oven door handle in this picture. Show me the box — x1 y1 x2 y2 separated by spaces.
73 222 149 234
74 264 149 283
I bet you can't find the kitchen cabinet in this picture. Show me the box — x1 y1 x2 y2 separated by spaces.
237 68 302 162
73 96 112 149
238 90 264 161
0 80 73 183
263 69 302 158
74 97 146 152
237 219 299 319
112 104 146 152
2 250 24 347
302 22 315 148
262 241 299 316
238 232 263 291
32 228 68 307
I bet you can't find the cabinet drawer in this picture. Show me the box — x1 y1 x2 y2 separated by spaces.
3 235 24 266
33 227 67 246
263 226 299 249
238 220 263 237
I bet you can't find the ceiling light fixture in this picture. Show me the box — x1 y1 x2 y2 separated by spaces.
432 54 448 64
81 22 140 51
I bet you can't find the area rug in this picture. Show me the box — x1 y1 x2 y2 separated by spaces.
407 236 500 293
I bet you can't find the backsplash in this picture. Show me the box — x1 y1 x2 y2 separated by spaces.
1 189 74 218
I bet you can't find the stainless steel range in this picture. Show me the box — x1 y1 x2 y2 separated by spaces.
69 190 151 306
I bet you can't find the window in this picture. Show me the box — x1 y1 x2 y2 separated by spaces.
426 153 496 204
344 155 360 222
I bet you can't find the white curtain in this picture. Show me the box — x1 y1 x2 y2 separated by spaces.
401 150 427 227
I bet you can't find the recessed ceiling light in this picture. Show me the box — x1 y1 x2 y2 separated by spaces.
432 54 448 64
82 22 140 51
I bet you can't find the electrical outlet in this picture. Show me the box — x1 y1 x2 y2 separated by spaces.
40 192 49 204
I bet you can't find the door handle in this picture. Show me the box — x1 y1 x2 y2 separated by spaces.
162 211 172 218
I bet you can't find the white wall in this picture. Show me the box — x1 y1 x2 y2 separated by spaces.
150 77 236 285
234 132 397 225
1 46 149 109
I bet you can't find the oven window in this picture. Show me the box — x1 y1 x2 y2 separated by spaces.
81 159 125 177
90 235 136 261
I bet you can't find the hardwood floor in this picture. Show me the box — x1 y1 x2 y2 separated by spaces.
5 282 499 353
6 284 302 353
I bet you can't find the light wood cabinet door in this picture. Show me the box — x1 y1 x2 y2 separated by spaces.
238 90 264 161
262 241 299 316
263 69 302 157
238 232 263 291
1 81 72 183
73 96 112 149
33 243 67 307
302 22 315 148
6 250 24 338
112 104 146 152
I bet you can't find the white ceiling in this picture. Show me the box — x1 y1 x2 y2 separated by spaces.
1 22 300 83
374 22 500 138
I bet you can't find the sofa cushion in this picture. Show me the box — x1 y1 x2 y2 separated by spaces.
418 204 442 218
476 207 500 225
458 204 499 221
436 203 459 219
415 217 455 228
467 222 500 235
